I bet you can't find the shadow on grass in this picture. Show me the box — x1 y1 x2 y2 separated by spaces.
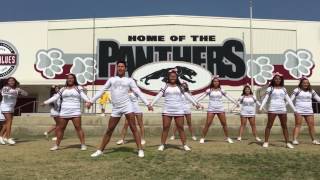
106 146 136 155
62 144 96 149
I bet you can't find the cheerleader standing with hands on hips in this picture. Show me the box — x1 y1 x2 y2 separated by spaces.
234 84 262 142
290 77 320 145
0 77 28 145
150 69 201 151
42 74 91 151
259 72 297 149
197 76 238 144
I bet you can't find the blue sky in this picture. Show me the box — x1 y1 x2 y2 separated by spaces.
0 0 319 22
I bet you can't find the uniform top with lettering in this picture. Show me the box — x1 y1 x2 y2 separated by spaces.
91 76 149 108
290 88 320 114
237 95 261 116
260 87 296 112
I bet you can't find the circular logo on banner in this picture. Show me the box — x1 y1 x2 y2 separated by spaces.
0 40 18 78
132 61 212 95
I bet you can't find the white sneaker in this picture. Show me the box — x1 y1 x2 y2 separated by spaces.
44 132 48 139
116 139 125 145
199 138 205 144
138 149 144 158
50 145 59 151
183 145 191 151
286 143 294 149
170 136 175 140
158 144 165 151
255 137 262 142
237 137 242 141
141 139 146 145
80 144 87 151
292 140 299 145
226 137 234 144
312 140 320 145
6 138 16 145
91 150 103 157
192 136 197 141
0 137 6 145
262 142 269 148
52 137 57 141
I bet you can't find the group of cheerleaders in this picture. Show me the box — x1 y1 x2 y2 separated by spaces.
0 60 319 158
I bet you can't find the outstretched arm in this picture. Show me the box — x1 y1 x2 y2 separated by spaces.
222 90 237 105
196 90 209 102
130 80 149 106
183 92 198 106
259 94 269 111
151 91 164 106
91 80 111 103
285 94 296 112
17 88 28 96
44 93 60 105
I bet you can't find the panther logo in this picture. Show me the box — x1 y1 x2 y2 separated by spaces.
140 66 197 85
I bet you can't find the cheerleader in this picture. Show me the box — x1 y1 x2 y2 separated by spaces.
89 60 152 158
235 84 262 142
197 76 237 144
291 77 320 145
259 72 296 148
151 69 201 151
170 82 197 141
43 85 60 141
42 74 90 151
0 77 28 145
116 90 146 145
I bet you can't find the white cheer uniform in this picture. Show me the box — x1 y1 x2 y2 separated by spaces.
197 88 237 113
237 95 261 117
91 76 149 118
129 92 142 114
0 86 28 113
49 93 61 117
290 88 320 115
151 85 197 116
44 86 89 118
260 87 296 114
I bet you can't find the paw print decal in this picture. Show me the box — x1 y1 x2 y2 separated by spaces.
284 50 314 79
247 56 274 85
70 57 97 85
35 49 65 78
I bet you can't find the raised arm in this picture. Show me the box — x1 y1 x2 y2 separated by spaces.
17 88 28 96
91 80 111 103
129 79 149 105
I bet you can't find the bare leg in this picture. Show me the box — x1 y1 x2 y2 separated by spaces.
120 119 129 140
305 115 316 141
125 113 142 150
2 113 13 138
161 115 172 144
238 117 247 138
217 113 229 138
248 117 258 138
265 113 276 143
185 114 195 137
174 116 186 145
279 114 289 143
201 113 215 138
47 117 58 134
98 117 121 151
135 114 145 140
292 114 303 141
55 118 69 146
71 117 85 145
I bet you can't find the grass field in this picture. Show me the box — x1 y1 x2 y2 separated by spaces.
0 133 320 180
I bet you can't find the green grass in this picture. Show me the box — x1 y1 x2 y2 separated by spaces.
0 134 320 180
